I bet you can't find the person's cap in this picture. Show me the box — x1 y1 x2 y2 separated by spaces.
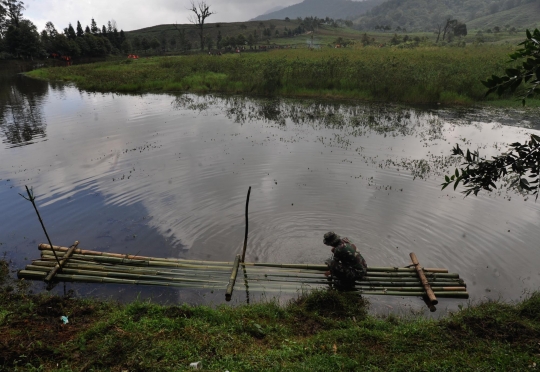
323 231 340 246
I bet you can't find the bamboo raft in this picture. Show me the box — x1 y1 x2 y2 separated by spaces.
18 243 468 311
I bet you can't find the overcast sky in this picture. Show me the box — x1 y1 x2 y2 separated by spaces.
24 0 297 33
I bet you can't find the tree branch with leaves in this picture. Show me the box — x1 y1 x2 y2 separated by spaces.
441 135 540 199
482 28 540 105
442 28 540 199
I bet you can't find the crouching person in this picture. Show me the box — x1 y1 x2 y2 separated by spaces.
323 231 367 290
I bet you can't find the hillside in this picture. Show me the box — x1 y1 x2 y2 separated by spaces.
467 2 540 31
125 20 299 50
124 20 371 51
251 0 385 21
354 0 538 31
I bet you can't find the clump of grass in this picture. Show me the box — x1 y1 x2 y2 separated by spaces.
290 288 368 319
26 46 521 105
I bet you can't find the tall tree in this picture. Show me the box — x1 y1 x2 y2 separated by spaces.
101 25 107 37
44 21 58 38
90 18 99 35
66 23 76 40
187 0 214 51
0 3 6 38
5 19 40 59
76 20 84 37
85 25 91 34
150 37 160 51
1 0 24 28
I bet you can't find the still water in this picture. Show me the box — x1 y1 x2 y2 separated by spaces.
2 64 540 315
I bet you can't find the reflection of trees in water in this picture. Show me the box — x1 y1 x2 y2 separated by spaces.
171 94 446 140
0 70 49 147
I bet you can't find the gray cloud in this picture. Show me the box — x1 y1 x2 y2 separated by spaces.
24 0 298 32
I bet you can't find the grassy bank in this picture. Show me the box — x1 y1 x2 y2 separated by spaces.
27 46 522 105
1 260 539 371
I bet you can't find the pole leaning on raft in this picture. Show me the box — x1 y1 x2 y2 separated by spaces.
410 252 438 306
20 185 62 267
225 255 241 301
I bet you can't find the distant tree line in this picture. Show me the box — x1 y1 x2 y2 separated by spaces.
0 0 130 59
41 19 129 58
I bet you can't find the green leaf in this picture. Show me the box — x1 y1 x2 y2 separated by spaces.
445 175 450 182
455 168 459 178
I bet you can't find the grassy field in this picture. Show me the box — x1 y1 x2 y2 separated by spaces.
28 45 530 105
1 260 540 371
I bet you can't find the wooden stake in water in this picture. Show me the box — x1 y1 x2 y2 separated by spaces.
19 186 61 267
241 186 251 263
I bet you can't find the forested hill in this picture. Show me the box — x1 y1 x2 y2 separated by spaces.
251 0 385 21
354 0 539 31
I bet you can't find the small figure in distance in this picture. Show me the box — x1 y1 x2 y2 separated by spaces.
323 231 368 290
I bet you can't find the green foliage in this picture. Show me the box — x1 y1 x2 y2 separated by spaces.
290 289 368 319
5 19 41 59
483 28 540 103
441 134 540 198
443 29 540 198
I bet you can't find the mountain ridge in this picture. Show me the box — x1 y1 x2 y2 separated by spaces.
251 0 385 21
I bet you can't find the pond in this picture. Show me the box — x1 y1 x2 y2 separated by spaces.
2 63 540 316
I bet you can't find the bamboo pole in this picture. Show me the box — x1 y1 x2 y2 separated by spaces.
225 255 241 301
356 281 462 287
34 257 465 286
44 241 79 283
26 265 227 284
241 186 251 263
38 245 449 273
410 252 438 305
34 259 464 286
25 262 466 290
18 270 227 289
21 187 61 266
39 244 236 265
17 270 469 298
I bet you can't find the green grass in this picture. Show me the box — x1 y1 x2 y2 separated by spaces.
27 45 529 106
1 260 540 371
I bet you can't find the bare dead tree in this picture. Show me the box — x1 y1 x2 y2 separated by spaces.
442 19 457 41
435 24 442 43
187 1 214 51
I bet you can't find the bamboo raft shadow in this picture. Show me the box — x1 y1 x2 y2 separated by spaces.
17 186 468 311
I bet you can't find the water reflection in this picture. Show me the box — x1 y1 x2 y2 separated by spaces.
173 95 451 140
0 65 48 147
